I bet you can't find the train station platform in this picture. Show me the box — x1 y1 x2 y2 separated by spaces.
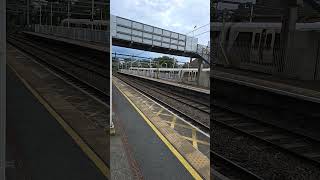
6 67 106 180
118 71 210 95
6 44 109 179
112 77 210 179
22 31 108 53
213 66 320 103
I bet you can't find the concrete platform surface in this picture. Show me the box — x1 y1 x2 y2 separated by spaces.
6 67 106 180
113 84 196 180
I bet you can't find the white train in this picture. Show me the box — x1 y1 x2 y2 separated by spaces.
61 18 108 30
212 22 320 75
213 22 320 45
124 67 210 87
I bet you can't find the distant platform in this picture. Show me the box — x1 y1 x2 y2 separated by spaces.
23 31 108 52
213 66 320 103
118 71 210 95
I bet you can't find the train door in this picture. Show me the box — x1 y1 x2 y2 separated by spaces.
251 29 275 64
250 31 261 63
262 30 275 64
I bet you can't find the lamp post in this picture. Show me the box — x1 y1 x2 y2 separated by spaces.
91 0 94 30
50 2 53 26
249 3 254 22
27 0 29 26
67 0 70 28
39 2 42 25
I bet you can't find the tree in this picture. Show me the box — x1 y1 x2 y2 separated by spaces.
153 56 177 68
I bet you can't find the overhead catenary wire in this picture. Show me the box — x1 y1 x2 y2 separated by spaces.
194 30 210 37
185 23 210 35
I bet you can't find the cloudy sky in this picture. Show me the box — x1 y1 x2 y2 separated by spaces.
111 0 210 63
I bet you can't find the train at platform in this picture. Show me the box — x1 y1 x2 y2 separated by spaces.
126 67 210 87
212 22 320 77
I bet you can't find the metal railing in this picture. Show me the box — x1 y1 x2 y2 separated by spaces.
33 24 109 45
212 41 320 80
196 44 210 63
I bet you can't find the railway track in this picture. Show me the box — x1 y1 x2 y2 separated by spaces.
115 73 264 179
115 73 210 130
22 33 108 69
8 34 109 104
211 151 263 180
213 103 320 168
12 34 108 76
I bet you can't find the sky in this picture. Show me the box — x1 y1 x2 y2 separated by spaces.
111 0 210 63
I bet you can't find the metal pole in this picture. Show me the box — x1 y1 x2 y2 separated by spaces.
40 4 42 25
67 0 70 28
91 0 94 30
27 0 30 26
0 0 6 178
50 2 53 27
250 3 253 22
100 9 102 20
192 26 196 51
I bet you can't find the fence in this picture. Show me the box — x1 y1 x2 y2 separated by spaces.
196 44 210 63
33 24 109 45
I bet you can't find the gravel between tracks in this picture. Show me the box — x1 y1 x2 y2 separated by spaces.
212 112 320 180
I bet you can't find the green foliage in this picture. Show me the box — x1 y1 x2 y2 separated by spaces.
153 56 177 68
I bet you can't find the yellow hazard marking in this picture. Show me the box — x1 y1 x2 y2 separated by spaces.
148 103 155 110
192 129 198 149
114 81 203 180
164 120 195 130
156 108 164 116
9 64 110 178
171 116 177 129
181 136 210 146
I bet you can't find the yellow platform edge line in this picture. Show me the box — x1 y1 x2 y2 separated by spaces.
113 80 203 180
8 64 110 179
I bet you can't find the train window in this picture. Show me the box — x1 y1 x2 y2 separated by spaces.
225 27 231 41
254 33 260 50
260 30 267 48
235 32 253 45
274 33 281 48
266 33 273 50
